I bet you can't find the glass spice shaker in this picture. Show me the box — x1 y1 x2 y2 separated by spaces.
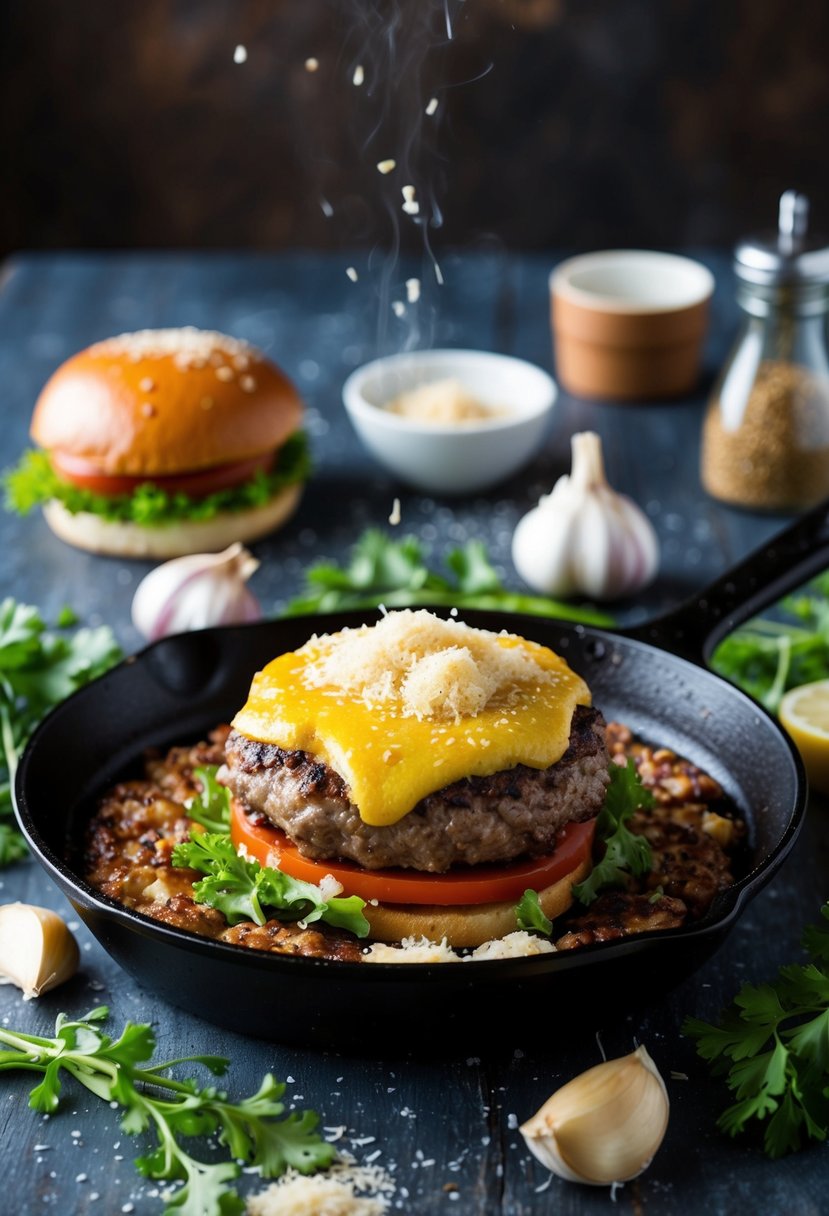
701 190 829 511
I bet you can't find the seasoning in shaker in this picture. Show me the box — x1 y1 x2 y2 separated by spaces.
701 191 829 510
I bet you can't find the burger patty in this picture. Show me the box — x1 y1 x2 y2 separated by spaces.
219 704 610 873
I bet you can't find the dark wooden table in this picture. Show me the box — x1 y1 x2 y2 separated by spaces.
1 250 827 1216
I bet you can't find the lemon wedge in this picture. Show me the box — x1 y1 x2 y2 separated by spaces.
779 680 829 796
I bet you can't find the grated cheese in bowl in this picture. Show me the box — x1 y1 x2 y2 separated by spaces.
384 377 504 425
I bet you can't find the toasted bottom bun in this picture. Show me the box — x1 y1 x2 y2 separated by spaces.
42 483 303 559
362 856 592 949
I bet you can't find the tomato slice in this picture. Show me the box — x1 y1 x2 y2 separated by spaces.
50 450 275 498
230 799 596 906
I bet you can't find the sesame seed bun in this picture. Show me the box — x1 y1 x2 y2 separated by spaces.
31 327 303 476
362 856 591 949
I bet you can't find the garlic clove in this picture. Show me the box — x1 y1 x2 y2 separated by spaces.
0 903 80 999
131 542 262 641
511 431 660 602
519 1045 669 1186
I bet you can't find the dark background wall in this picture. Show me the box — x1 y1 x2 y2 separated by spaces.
2 0 827 258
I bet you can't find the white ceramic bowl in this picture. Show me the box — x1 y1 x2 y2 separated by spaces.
342 349 557 495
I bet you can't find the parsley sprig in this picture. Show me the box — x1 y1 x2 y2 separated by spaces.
0 1006 333 1215
684 903 829 1159
571 759 654 906
514 761 655 932
283 528 613 625
173 832 370 938
711 571 829 715
0 598 121 865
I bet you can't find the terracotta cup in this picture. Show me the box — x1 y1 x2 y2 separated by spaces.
550 250 715 401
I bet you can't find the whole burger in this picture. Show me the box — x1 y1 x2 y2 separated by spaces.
218 609 609 950
5 327 308 558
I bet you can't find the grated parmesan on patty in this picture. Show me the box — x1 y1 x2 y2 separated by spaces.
301 610 556 723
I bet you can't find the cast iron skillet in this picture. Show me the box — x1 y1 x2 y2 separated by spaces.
14 503 829 1052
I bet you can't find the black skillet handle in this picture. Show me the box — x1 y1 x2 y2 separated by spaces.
623 498 829 667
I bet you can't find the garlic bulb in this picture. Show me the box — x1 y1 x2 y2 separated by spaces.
131 542 262 641
0 903 80 999
519 1045 669 1186
511 431 659 601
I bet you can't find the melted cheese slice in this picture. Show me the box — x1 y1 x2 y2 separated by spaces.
232 633 591 828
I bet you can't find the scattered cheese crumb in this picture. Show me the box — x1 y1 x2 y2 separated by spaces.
346 267 359 283
353 65 364 86
233 45 248 64
305 57 319 72
247 1157 394 1215
388 498 401 526
401 185 419 216
425 97 439 116
376 159 396 175
391 301 406 318
364 932 556 964
405 278 420 304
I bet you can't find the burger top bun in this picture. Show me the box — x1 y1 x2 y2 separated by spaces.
31 327 303 476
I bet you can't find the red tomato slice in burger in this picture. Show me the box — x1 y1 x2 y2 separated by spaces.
230 799 596 906
50 450 275 498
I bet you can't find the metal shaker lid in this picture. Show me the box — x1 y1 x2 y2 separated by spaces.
735 191 829 285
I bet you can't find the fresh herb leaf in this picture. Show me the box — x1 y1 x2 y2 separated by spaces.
0 599 121 866
282 529 613 626
711 571 829 715
515 888 553 935
4 432 310 528
572 760 654 906
173 832 370 938
684 902 829 1158
0 1007 334 1215
185 766 232 834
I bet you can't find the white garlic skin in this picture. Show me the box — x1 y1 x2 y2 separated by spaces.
519 1045 669 1187
512 431 659 602
131 542 262 641
0 903 80 999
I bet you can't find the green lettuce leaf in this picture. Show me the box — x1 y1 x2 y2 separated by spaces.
4 432 310 527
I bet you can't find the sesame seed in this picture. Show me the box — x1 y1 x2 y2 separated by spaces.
305 57 319 72
391 300 406 318
346 266 359 283
200 396 214 409
138 377 155 392
240 375 257 392
233 45 247 64
426 97 439 116
140 402 156 417
376 159 396 175
215 365 234 381
233 354 251 370
320 197 334 218
405 278 421 304
75 1174 87 1183
353 64 364 86
388 497 401 525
